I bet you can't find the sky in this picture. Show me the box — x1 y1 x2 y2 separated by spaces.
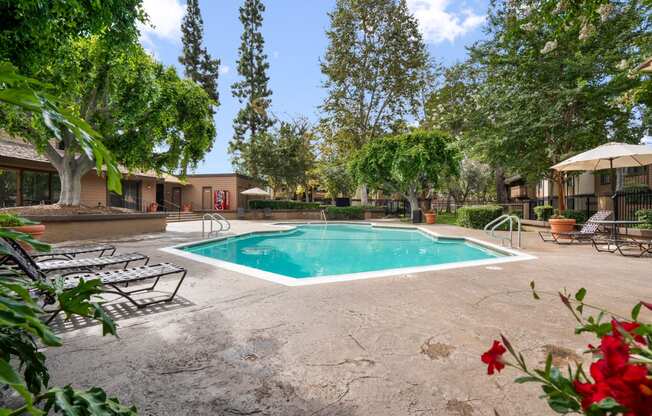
139 0 491 174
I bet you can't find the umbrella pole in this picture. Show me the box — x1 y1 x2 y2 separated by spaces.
610 158 616 197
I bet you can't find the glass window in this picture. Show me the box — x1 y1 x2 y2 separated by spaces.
0 169 18 207
22 170 51 205
51 173 60 203
600 173 611 185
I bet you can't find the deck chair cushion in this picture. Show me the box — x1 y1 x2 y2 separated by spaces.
37 252 148 272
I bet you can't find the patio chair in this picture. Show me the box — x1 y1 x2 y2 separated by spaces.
263 207 272 219
2 238 148 274
612 238 652 257
0 238 187 315
538 210 612 244
237 207 246 220
32 244 116 260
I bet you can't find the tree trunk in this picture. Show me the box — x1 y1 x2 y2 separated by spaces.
360 183 368 205
58 168 84 206
495 167 508 203
45 129 95 206
406 192 420 220
555 171 566 212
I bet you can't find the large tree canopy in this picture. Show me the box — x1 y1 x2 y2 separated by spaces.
320 0 432 203
352 130 458 216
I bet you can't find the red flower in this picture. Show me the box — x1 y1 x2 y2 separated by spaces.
481 340 506 375
611 319 646 344
573 378 612 410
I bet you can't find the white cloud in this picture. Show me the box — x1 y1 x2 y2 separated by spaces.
406 0 485 43
219 65 230 75
138 0 185 47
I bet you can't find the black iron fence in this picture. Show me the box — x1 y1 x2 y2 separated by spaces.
613 189 652 221
524 194 597 220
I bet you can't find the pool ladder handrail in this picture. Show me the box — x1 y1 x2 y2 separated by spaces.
320 209 327 223
484 214 521 249
202 213 231 238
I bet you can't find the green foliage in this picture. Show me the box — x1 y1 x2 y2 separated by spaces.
249 119 316 195
457 205 503 229
534 205 555 221
324 206 364 220
562 210 588 224
351 129 459 212
635 209 652 229
229 0 273 177
0 213 36 227
179 0 220 104
249 200 320 210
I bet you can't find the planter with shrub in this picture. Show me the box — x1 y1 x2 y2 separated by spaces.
325 206 364 220
457 205 503 229
533 204 554 221
249 200 321 210
424 211 436 224
635 209 652 229
0 213 45 239
561 209 588 225
548 210 576 236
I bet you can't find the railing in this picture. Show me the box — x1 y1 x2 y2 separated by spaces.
320 209 327 223
202 213 231 238
613 189 652 221
484 214 521 249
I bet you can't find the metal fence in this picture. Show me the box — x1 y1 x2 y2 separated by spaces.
613 189 652 221
524 194 597 220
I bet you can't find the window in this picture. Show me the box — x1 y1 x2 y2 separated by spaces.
600 173 611 185
624 166 646 176
22 170 51 205
0 169 17 207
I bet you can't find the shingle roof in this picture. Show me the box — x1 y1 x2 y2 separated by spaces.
0 131 50 163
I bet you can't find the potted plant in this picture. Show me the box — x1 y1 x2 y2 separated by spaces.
0 213 45 239
424 210 437 224
182 203 192 212
548 209 576 237
147 202 158 212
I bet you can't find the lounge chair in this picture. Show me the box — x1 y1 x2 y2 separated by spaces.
32 244 116 260
2 238 148 274
611 238 652 257
539 210 612 244
0 238 187 313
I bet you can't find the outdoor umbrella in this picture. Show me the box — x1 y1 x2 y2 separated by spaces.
240 187 270 196
551 142 652 195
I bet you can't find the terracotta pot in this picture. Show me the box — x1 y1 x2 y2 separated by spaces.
424 212 437 224
9 224 46 239
147 202 158 212
182 203 192 212
549 218 576 237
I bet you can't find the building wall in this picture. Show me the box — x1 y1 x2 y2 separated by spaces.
176 174 250 211
80 172 107 207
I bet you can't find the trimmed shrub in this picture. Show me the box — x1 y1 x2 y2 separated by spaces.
533 205 554 221
561 209 588 224
249 200 320 210
635 209 652 229
325 206 364 220
457 205 503 229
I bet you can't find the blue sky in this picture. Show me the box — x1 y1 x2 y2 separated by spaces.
139 0 490 173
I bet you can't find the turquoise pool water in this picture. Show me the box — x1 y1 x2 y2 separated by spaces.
182 224 507 279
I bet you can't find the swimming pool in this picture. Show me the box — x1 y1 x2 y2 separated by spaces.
164 223 534 285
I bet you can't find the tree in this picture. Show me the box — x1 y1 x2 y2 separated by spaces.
249 119 315 197
179 0 221 105
3 38 215 205
428 0 651 210
352 130 458 219
320 0 432 204
229 0 273 177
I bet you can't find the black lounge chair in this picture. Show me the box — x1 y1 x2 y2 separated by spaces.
607 238 652 257
2 238 148 274
0 238 187 314
32 244 116 260
539 210 612 244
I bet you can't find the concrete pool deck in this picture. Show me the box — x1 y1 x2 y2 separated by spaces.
46 220 650 415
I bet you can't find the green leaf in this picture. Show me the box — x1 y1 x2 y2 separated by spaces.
574 288 587 302
631 302 642 321
0 358 33 407
544 353 552 377
514 376 539 384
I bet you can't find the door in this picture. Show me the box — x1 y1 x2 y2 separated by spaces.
202 187 213 211
172 187 182 209
156 183 164 210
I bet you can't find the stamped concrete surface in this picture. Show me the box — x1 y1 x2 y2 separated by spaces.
45 220 651 415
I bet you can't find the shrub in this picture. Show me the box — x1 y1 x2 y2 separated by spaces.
561 209 588 224
249 200 320 210
0 213 37 227
635 209 652 229
325 206 364 220
457 205 503 229
533 205 554 221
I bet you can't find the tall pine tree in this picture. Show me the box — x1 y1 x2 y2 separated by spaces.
179 0 220 105
229 0 273 177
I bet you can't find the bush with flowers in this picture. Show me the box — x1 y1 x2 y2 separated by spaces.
481 282 651 415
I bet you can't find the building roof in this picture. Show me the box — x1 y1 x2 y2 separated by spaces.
0 132 50 163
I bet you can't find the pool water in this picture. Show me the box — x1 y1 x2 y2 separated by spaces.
182 224 507 279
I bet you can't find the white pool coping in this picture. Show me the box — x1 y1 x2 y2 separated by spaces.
159 222 537 287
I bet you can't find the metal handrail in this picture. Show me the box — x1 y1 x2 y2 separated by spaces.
320 209 327 223
484 214 521 248
202 213 230 238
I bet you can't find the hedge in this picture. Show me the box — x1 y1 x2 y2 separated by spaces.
635 209 652 229
457 205 503 229
533 205 554 221
325 206 364 220
561 209 588 224
248 200 320 210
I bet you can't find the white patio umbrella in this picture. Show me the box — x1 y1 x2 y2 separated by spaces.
551 142 652 195
240 187 270 196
